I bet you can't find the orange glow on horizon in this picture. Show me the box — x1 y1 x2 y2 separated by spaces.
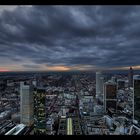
132 66 140 69
1 65 140 72
46 66 71 71
109 65 140 70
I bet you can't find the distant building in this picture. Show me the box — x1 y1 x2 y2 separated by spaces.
128 67 133 87
0 80 7 92
111 76 117 83
96 72 104 102
34 88 46 135
133 75 140 124
117 79 125 90
104 81 117 113
20 82 34 126
32 80 37 87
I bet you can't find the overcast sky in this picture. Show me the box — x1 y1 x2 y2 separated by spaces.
0 5 140 71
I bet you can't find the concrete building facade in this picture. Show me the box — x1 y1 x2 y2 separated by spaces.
96 72 104 102
20 82 34 126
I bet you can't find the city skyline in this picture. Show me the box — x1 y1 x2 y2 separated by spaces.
0 5 140 72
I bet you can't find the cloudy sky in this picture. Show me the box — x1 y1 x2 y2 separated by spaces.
0 5 140 72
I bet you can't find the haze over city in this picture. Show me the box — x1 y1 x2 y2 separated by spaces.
0 5 140 72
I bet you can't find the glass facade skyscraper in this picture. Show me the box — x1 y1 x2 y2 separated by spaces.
133 75 140 124
104 81 117 113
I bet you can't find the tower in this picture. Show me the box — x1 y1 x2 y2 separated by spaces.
128 67 133 87
104 81 117 113
96 71 104 102
133 75 140 124
34 88 46 134
20 82 34 126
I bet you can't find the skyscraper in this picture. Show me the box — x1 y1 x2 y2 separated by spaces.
117 79 125 90
111 76 117 83
128 67 133 87
133 75 140 124
96 72 104 102
34 88 46 135
20 82 34 126
104 81 117 113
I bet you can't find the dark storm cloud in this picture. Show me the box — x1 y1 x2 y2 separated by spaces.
22 64 41 69
0 5 140 70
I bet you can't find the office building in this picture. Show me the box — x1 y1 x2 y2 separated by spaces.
104 81 117 113
20 82 34 126
96 72 104 102
128 67 133 87
117 79 125 90
111 76 117 83
34 88 46 135
32 80 37 87
133 75 140 124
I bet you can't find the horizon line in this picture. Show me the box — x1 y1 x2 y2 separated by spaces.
0 69 139 73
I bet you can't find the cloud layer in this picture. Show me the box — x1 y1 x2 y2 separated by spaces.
0 5 140 71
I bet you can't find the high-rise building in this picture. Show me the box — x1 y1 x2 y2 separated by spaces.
34 88 46 135
117 79 125 90
20 82 34 126
128 67 133 87
32 80 37 87
111 76 117 83
104 81 117 113
133 75 140 124
96 72 104 102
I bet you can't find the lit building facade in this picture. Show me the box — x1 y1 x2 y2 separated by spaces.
34 88 46 135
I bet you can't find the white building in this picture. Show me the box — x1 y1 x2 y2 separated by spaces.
20 82 34 126
96 72 104 102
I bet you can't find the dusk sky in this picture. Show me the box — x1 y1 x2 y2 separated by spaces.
0 5 140 72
